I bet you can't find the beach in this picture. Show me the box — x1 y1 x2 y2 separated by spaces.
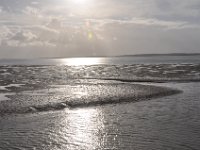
1 82 200 149
1 0 200 148
0 56 200 149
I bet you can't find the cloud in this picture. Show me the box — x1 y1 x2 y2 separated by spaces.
23 6 41 16
0 6 2 13
0 0 200 58
11 31 37 41
87 18 200 30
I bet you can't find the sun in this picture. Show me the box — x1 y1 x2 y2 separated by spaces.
67 0 93 17
73 0 88 5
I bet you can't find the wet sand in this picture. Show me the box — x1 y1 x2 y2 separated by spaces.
0 81 180 114
0 63 200 149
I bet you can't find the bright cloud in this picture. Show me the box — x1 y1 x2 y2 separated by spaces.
0 0 200 58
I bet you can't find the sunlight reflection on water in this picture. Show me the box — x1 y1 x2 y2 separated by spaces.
60 57 104 66
58 108 105 149
1 83 200 149
1 55 200 65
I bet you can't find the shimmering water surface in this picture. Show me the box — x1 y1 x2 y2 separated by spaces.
0 56 200 150
0 55 200 65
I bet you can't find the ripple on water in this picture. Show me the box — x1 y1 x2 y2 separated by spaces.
0 83 200 150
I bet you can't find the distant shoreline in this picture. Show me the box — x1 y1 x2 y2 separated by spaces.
0 53 200 60
42 53 200 59
116 53 200 57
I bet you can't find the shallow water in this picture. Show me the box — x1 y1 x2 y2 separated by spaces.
0 56 200 149
0 55 200 65
1 63 199 114
0 82 200 150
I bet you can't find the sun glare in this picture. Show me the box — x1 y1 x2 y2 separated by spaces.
61 58 103 66
73 0 88 5
67 0 93 16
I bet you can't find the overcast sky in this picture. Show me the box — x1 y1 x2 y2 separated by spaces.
0 0 200 58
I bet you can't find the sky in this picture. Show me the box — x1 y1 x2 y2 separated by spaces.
0 0 200 58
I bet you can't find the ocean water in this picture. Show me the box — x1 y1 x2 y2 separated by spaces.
0 55 200 150
0 55 200 65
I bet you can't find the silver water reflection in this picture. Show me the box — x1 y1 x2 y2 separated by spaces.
1 55 200 65
0 107 105 149
57 108 105 149
1 83 200 149
60 57 104 66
